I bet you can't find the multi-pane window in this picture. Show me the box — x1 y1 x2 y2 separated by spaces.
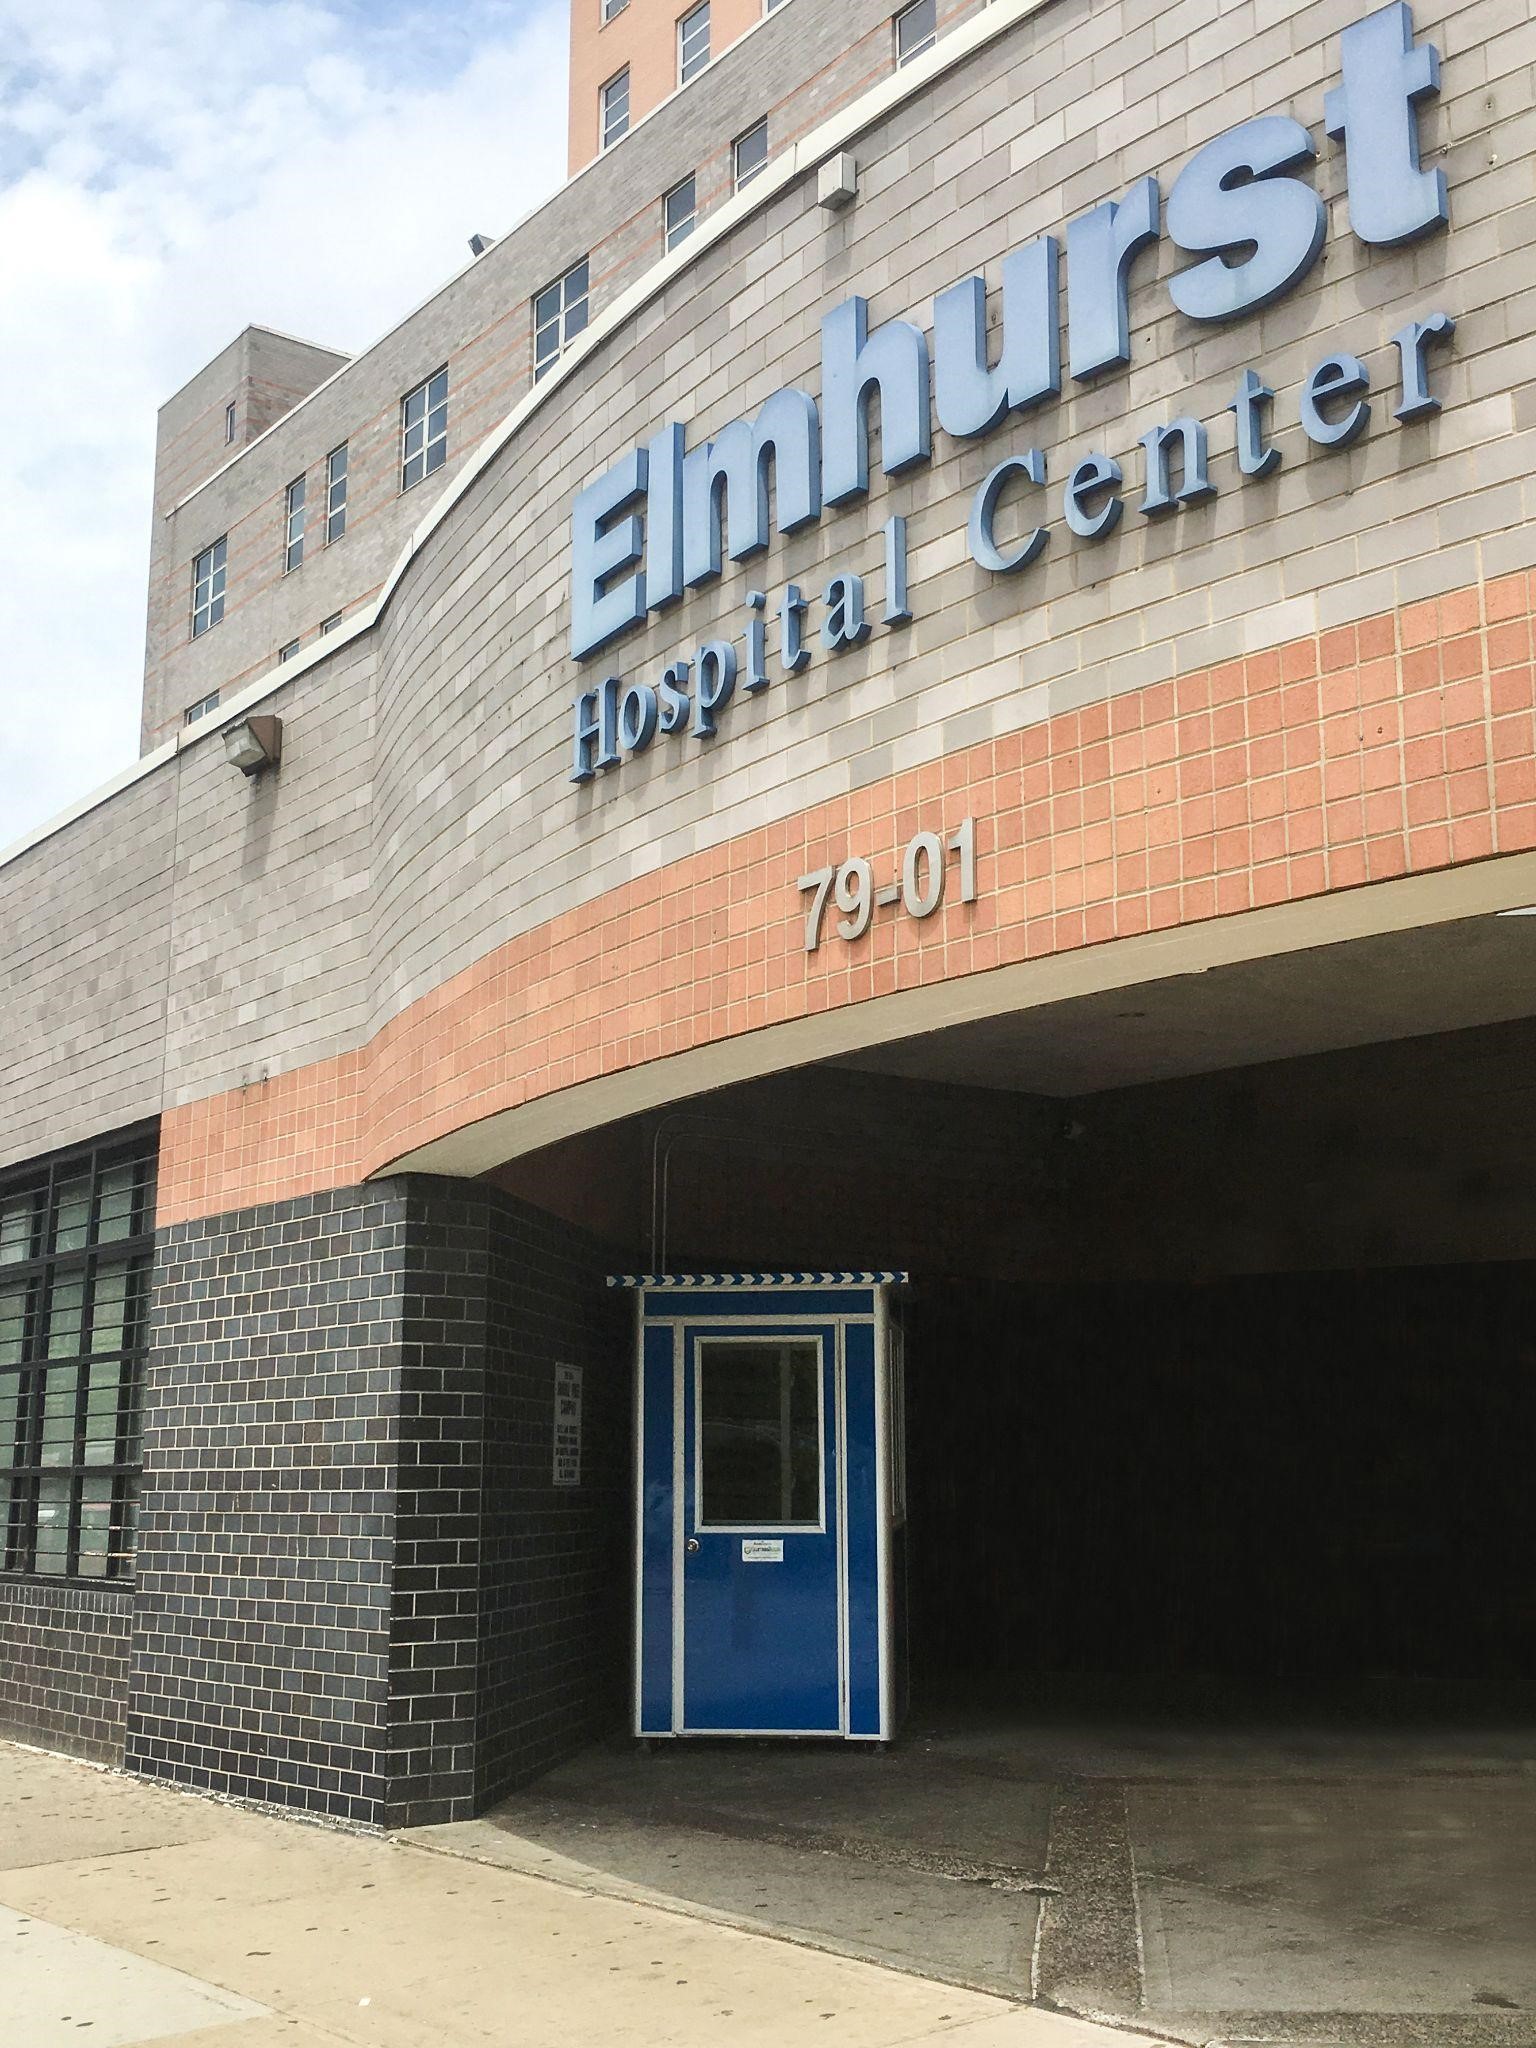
183 691 220 726
0 1131 156 1582
895 0 936 65
602 0 628 17
402 368 448 490
601 68 630 149
284 474 306 573
665 174 697 252
191 537 227 638
678 2 710 83
734 119 769 192
534 260 590 380
325 444 348 544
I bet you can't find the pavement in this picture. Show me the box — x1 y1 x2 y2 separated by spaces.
412 1692 1536 2048
0 1737 1162 2048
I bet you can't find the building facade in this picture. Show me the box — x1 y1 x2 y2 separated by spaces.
3 0 1535 1827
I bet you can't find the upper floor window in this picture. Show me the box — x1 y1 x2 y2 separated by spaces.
665 173 697 252
402 368 448 491
320 611 343 635
0 1130 157 1582
224 401 236 444
284 474 306 573
734 118 769 192
678 2 710 83
895 0 936 65
534 260 590 380
279 640 300 662
326 443 348 544
602 0 628 18
601 68 630 149
183 691 220 726
191 537 227 638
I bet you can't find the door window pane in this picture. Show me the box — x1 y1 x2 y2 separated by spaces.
698 1342 821 1526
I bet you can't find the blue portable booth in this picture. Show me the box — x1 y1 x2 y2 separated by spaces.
613 1273 908 1741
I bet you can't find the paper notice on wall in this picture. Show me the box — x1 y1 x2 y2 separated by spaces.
553 1361 582 1487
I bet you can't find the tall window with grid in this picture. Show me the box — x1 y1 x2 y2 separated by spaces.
284 474 307 572
601 67 630 149
534 261 590 380
191 537 226 638
325 443 348 543
0 1131 157 1582
664 173 697 252
678 2 710 83
895 0 936 66
401 368 449 491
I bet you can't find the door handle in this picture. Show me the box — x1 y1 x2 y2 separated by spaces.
686 1538 700 1555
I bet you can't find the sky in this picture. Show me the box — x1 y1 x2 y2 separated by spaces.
0 0 567 849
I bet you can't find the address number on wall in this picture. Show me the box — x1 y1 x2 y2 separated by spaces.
798 818 978 953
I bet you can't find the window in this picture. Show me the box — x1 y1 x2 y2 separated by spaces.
602 0 628 18
678 1 710 83
534 260 590 380
183 691 220 726
895 0 936 65
279 640 300 662
697 1342 822 1528
320 611 343 635
402 368 448 490
224 401 236 443
734 118 768 191
325 443 348 544
0 1131 156 1581
284 474 306 572
601 68 630 149
191 537 226 638
664 174 697 252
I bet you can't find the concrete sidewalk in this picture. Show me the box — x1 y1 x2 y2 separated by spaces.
0 1740 1162 2048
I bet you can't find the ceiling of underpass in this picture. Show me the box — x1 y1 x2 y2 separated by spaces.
830 907 1536 1098
482 871 1536 1287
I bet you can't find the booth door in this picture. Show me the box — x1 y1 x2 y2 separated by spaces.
680 1324 842 1734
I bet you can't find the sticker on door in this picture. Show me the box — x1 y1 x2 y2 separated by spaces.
741 1538 784 1562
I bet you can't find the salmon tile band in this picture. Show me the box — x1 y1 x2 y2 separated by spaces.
157 574 1536 1227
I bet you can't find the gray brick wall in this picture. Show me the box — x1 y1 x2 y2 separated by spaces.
4 0 1531 1177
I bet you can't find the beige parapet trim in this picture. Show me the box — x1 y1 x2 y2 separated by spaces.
0 0 1052 876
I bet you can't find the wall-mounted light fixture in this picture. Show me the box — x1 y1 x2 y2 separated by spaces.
818 153 858 211
223 714 283 777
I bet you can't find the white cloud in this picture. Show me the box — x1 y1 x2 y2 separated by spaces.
0 0 566 848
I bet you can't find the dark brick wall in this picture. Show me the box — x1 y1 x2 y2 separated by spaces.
0 1579 132 1762
123 1177 626 1828
476 1195 629 1809
127 1184 408 1823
